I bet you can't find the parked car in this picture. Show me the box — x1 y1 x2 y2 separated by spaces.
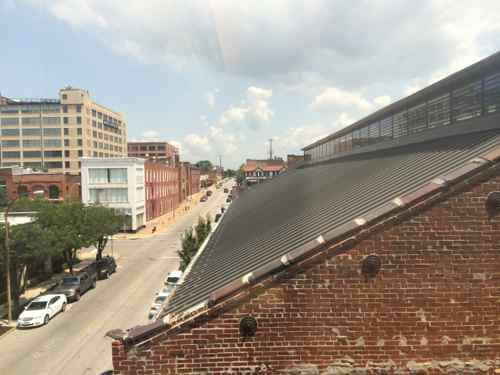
52 271 96 302
200 195 208 202
96 256 117 279
223 188 229 193
164 270 183 286
148 292 170 319
17 294 67 328
206 190 213 196
215 213 222 222
157 284 175 296
226 197 232 203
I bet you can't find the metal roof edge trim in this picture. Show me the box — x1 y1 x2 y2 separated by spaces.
114 145 500 347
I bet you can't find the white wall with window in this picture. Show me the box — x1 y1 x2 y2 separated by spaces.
80 157 145 231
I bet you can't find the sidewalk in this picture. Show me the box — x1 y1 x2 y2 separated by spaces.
114 190 205 240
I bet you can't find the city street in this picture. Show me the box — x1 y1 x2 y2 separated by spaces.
0 184 230 375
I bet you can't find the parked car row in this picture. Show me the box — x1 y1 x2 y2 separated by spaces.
17 255 117 328
148 270 183 320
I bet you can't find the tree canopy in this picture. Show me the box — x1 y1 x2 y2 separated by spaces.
195 160 214 172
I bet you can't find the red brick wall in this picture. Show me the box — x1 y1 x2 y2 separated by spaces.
145 161 179 221
112 173 500 374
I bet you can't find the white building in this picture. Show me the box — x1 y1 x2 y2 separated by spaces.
80 157 145 231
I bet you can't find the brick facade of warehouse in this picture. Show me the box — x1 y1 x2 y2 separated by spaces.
111 163 500 374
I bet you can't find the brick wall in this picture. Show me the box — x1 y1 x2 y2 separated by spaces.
145 161 180 221
112 173 500 374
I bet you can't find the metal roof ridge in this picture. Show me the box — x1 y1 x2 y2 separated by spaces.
106 144 500 346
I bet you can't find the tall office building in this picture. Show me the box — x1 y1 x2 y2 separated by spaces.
0 87 127 174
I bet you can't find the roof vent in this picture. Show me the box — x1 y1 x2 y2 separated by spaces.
239 316 257 338
485 191 500 218
361 255 381 278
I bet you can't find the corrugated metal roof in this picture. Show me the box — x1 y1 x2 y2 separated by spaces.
165 128 500 315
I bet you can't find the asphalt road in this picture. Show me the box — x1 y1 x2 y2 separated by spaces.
0 182 232 375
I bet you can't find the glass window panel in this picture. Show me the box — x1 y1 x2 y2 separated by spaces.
3 140 20 148
22 128 41 136
2 151 20 158
1 128 19 136
1 118 20 126
89 188 128 203
44 139 61 147
428 93 451 128
23 151 41 158
89 169 108 183
43 128 61 136
407 103 427 134
452 80 482 122
23 139 41 147
21 117 41 125
393 110 408 138
42 117 61 125
484 72 500 114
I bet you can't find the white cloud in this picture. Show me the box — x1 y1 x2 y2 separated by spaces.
205 92 216 109
219 86 274 129
141 130 160 140
275 123 328 152
310 87 373 112
373 95 392 107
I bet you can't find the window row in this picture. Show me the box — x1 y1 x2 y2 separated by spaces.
306 71 500 161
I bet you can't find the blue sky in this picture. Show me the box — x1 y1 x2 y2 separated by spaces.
1 1 500 168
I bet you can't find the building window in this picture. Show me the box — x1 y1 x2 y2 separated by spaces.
97 112 102 119
93 151 98 157
92 109 96 117
62 94 67 100
76 105 82 113
65 150 70 157
1 118 20 126
77 128 82 136
92 120 97 127
78 150 83 157
89 168 128 184
43 128 61 137
64 128 69 135
76 116 82 125
63 105 68 113
77 139 83 146
63 117 68 124
22 140 40 148
18 185 29 198
23 151 41 158
21 117 41 125
89 188 128 203
1 128 19 136
0 105 19 114
42 117 61 125
3 151 21 158
44 150 62 157
64 139 70 147
65 161 70 168
49 185 60 199
45 161 63 169
44 139 62 147
22 128 41 136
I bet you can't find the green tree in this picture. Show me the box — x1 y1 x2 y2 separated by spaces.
177 228 198 271
0 185 7 208
195 160 214 172
85 205 124 261
0 222 53 314
36 202 94 274
224 169 236 178
236 163 245 185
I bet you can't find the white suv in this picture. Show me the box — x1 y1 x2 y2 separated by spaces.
164 270 183 286
17 294 67 328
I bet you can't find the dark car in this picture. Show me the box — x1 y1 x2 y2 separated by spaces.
96 256 117 279
52 271 96 302
200 195 208 202
206 190 213 196
223 188 229 193
215 213 222 222
226 197 232 203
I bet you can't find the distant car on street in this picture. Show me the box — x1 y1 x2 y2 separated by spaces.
226 197 232 203
164 270 183 286
200 195 208 202
206 190 213 196
215 213 222 222
96 256 117 279
52 272 96 302
17 294 67 328
148 292 170 319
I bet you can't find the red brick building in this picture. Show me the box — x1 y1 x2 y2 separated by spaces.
243 158 286 184
108 52 500 374
127 141 179 166
144 161 180 221
178 162 201 202
0 167 80 201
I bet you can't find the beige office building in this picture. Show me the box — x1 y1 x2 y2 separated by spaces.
0 87 127 174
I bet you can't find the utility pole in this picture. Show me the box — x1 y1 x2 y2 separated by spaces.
4 194 18 323
268 138 273 160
